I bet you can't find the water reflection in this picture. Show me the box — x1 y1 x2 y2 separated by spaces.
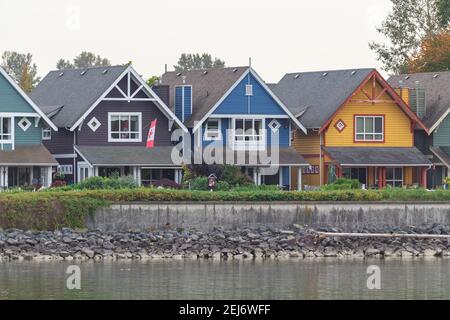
0 258 449 300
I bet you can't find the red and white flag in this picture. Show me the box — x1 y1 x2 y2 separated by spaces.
146 119 157 149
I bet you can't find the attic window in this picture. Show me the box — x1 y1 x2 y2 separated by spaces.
18 117 32 131
245 84 253 96
42 127 52 140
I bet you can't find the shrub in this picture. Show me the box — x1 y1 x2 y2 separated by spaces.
185 176 209 190
51 180 67 188
70 176 138 190
321 178 361 191
151 178 182 189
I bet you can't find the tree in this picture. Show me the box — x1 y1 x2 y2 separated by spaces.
437 0 450 27
408 28 450 72
1 51 40 90
174 53 225 72
19 64 32 93
56 51 112 69
147 76 160 87
369 0 444 74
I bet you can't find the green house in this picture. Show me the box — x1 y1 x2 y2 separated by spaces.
0 67 58 189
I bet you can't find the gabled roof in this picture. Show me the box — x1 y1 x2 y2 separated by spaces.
0 67 57 131
272 69 374 128
30 65 127 128
388 71 450 132
160 67 249 127
160 67 306 133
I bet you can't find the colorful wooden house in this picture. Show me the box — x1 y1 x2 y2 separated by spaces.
0 67 58 189
30 65 187 185
157 67 309 189
389 71 450 188
272 69 431 189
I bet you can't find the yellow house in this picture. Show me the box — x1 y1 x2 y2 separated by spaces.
272 69 431 190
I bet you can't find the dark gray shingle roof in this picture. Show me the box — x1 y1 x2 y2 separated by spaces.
220 147 309 166
388 71 450 130
272 69 374 128
430 146 450 167
323 147 431 166
160 67 248 127
75 145 182 166
0 145 58 165
31 66 127 128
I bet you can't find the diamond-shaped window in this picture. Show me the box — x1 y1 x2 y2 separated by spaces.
268 119 281 133
88 117 101 132
334 119 346 133
18 117 32 131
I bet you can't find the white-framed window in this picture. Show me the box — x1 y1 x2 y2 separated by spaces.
204 119 221 141
108 112 142 142
0 117 12 142
233 118 265 149
42 127 52 140
355 116 384 142
58 165 73 175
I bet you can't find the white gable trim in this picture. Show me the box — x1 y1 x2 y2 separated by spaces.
0 67 58 131
429 107 450 134
69 66 188 133
192 67 307 134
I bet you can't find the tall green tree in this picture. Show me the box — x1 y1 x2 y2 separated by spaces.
174 53 225 72
56 51 112 69
437 0 450 27
369 0 444 74
1 51 40 90
147 76 160 87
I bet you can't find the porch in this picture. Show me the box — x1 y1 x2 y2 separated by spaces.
0 145 57 190
323 147 432 189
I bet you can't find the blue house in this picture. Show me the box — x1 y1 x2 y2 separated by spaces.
0 67 58 189
158 67 309 190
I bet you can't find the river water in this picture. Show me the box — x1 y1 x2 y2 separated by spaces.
0 258 449 300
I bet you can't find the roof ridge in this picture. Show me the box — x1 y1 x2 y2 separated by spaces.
164 66 248 74
48 65 127 73
284 68 374 76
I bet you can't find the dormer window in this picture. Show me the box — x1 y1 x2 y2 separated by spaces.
42 127 52 140
204 119 221 141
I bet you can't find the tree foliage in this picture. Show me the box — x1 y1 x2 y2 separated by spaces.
147 76 160 87
408 28 450 72
56 51 112 69
1 51 40 90
174 53 225 72
437 0 450 27
370 0 445 74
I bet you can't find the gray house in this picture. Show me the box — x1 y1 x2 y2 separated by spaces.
30 65 187 185
389 72 450 188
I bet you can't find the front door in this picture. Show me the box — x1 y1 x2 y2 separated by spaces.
78 162 92 182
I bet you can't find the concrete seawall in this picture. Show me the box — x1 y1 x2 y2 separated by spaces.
86 202 450 232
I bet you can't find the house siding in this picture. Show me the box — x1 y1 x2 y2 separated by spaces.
76 100 173 147
213 73 286 116
434 115 450 147
15 118 42 145
0 72 36 113
43 128 74 155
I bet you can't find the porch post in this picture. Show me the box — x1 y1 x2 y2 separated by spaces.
297 166 302 191
0 166 5 189
46 166 53 188
421 167 428 189
378 167 383 190
94 166 99 177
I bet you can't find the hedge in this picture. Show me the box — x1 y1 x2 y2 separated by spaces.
1 188 450 230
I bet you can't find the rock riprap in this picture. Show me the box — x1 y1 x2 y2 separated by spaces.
0 226 449 261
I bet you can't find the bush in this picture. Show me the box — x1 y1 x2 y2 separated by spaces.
68 176 138 190
183 165 253 188
151 178 182 189
321 178 361 191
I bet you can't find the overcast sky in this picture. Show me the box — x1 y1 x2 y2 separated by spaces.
0 0 392 82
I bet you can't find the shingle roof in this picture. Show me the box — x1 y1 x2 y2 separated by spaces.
430 146 450 167
272 69 374 128
220 147 309 166
30 66 127 128
388 71 450 130
75 145 182 166
0 145 58 165
323 147 431 166
160 67 249 127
